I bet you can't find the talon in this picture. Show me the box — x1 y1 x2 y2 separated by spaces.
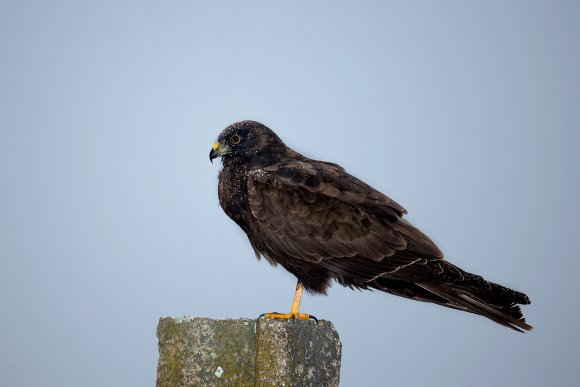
258 312 281 319
258 281 320 323
261 312 312 321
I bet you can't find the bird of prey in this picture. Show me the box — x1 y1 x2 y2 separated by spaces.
209 120 532 332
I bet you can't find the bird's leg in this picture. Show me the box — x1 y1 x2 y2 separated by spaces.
261 281 316 321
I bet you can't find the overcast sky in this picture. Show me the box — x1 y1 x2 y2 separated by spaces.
1 1 579 386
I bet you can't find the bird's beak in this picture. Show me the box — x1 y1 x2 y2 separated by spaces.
209 141 224 163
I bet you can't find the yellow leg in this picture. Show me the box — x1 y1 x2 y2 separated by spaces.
263 281 314 321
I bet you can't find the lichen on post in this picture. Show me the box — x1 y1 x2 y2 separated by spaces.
156 316 342 386
255 319 342 386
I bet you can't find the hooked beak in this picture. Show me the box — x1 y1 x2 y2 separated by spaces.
209 141 223 163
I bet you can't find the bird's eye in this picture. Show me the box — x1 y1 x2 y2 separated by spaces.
229 134 241 144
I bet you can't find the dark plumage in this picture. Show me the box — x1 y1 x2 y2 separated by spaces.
209 120 532 332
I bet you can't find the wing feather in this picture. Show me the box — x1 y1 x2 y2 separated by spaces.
247 160 443 279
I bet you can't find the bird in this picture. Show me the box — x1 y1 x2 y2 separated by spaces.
209 120 532 332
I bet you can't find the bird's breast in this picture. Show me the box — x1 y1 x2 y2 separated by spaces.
218 165 253 230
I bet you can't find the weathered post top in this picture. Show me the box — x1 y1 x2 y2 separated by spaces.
157 316 342 386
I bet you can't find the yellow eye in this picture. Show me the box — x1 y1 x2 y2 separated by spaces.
229 134 241 144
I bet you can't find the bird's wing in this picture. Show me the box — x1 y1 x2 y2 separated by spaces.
247 160 443 280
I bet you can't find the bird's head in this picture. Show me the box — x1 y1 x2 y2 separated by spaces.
209 120 287 166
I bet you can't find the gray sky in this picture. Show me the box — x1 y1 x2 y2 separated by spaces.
1 1 579 386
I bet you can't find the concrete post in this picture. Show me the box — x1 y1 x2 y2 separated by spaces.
156 316 342 386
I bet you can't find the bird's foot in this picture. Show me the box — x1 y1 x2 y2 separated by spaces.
259 312 318 323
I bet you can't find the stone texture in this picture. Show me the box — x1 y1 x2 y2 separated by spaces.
156 317 257 386
255 319 341 387
156 316 341 387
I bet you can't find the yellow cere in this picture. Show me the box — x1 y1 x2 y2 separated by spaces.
213 142 220 151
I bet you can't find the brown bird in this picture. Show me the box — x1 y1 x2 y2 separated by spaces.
209 120 532 332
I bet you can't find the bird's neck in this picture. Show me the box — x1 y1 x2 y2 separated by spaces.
218 160 252 231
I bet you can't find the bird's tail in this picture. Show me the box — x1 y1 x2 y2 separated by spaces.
374 264 532 332
417 274 532 332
